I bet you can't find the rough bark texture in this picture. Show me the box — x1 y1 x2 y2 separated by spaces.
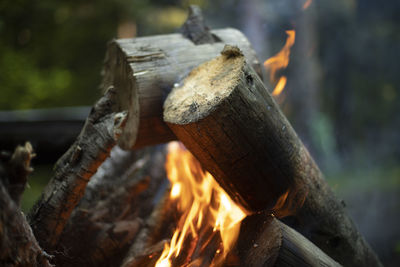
54 146 167 267
102 10 262 150
28 87 128 253
163 46 382 267
230 213 341 267
0 145 52 267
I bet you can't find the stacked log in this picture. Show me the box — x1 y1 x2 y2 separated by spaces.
102 6 262 150
0 6 383 267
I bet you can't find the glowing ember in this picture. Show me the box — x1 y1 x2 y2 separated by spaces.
155 142 247 267
264 30 296 96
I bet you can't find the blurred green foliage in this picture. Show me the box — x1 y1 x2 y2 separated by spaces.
0 0 191 110
20 164 53 212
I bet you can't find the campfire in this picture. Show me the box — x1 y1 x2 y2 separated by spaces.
0 5 383 267
155 142 246 267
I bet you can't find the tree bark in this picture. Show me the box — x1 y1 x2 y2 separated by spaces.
163 46 382 267
102 12 262 150
28 87 128 253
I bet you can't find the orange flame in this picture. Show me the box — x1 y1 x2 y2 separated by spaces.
302 0 312 10
264 30 296 96
155 142 247 267
272 186 308 218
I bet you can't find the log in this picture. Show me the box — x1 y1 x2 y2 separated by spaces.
229 213 341 267
163 46 382 267
28 87 128 253
164 45 295 212
102 6 262 150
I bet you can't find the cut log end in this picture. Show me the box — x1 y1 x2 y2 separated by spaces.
164 46 293 213
164 45 245 125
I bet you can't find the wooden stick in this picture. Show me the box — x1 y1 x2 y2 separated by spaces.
163 46 382 267
28 87 128 252
102 7 262 150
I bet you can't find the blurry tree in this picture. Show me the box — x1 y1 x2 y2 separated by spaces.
316 0 400 166
0 0 187 110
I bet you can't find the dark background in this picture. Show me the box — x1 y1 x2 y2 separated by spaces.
1 0 399 265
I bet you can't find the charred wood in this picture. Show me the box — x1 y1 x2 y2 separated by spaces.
121 183 175 267
55 146 167 267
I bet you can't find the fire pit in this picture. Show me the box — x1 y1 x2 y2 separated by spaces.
0 5 383 267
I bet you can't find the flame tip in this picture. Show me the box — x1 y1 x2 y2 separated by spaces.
264 29 296 97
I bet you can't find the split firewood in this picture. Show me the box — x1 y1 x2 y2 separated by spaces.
163 45 382 267
0 144 52 266
28 86 128 253
102 6 262 150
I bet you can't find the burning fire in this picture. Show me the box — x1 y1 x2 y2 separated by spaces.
155 142 247 267
264 30 296 96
